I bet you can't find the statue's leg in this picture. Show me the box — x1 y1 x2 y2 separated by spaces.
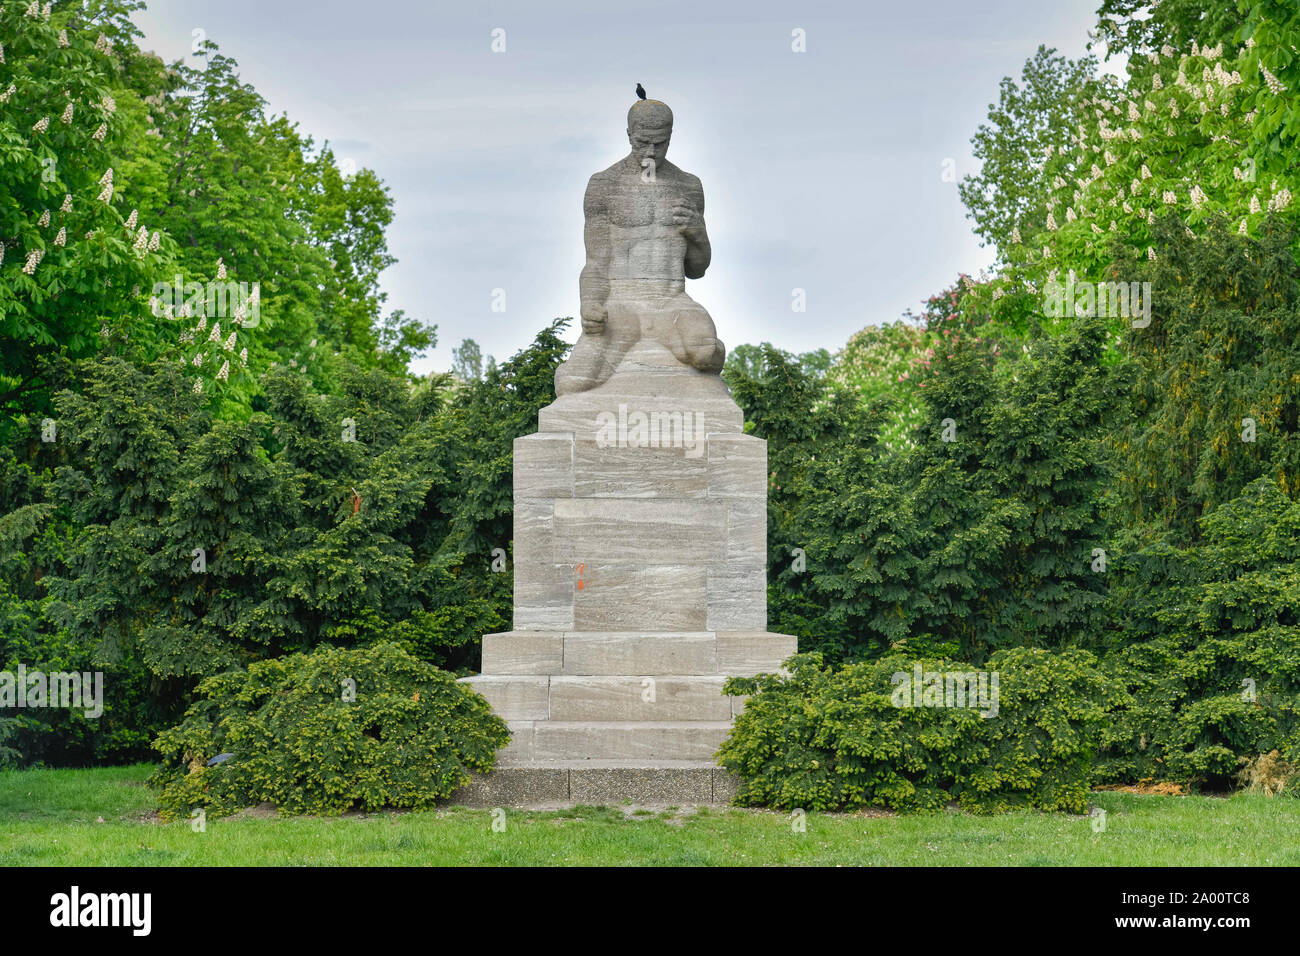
554 305 642 395
665 300 725 373
590 302 640 383
554 333 605 396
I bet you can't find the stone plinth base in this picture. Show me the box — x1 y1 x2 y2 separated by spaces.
451 629 795 806
451 359 796 807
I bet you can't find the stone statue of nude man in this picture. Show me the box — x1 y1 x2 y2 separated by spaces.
554 98 727 396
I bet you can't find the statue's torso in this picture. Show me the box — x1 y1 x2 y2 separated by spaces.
596 161 696 287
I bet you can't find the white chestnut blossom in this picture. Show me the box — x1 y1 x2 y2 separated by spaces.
1260 64 1286 95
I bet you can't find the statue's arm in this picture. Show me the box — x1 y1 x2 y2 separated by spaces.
682 175 710 280
579 175 611 332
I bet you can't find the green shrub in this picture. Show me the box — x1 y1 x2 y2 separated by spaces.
718 648 1125 813
1098 479 1300 790
149 642 509 818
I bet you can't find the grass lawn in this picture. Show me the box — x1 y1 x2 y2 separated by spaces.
2 764 1297 866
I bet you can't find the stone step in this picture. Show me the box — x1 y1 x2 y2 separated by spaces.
550 676 736 721
501 720 733 763
463 674 741 721
463 675 550 721
479 630 796 676
446 761 740 807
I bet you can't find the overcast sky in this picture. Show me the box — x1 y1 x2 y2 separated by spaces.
132 0 1111 375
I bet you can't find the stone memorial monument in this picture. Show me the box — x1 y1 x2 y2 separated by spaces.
457 97 796 805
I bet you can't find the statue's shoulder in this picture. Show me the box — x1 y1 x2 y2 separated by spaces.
662 162 703 193
671 164 701 186
588 160 626 186
584 162 625 208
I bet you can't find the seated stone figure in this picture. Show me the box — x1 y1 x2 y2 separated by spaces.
555 98 726 397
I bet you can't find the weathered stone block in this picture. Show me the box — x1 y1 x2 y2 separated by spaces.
446 768 570 807
725 499 767 563
480 631 563 674
531 721 732 761
573 564 707 631
462 675 550 721
552 498 727 566
712 767 741 804
569 765 713 803
561 632 718 675
513 432 574 499
707 433 767 498
716 631 797 675
573 441 709 498
549 675 732 721
706 569 767 631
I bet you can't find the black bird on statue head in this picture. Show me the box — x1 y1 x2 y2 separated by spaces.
635 82 647 100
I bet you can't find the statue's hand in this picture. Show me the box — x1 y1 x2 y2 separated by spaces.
580 301 607 334
669 201 697 234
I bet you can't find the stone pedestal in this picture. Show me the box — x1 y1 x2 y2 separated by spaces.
454 342 796 806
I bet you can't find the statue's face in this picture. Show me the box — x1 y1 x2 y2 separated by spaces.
628 126 671 167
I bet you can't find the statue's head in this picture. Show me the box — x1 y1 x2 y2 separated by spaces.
627 99 673 167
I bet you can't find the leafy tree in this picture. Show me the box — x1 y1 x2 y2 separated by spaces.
1101 478 1300 788
959 46 1101 256
0 0 170 422
1096 0 1300 158
724 342 831 383
726 345 882 658
761 317 1122 663
451 337 484 382
1116 216 1300 540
